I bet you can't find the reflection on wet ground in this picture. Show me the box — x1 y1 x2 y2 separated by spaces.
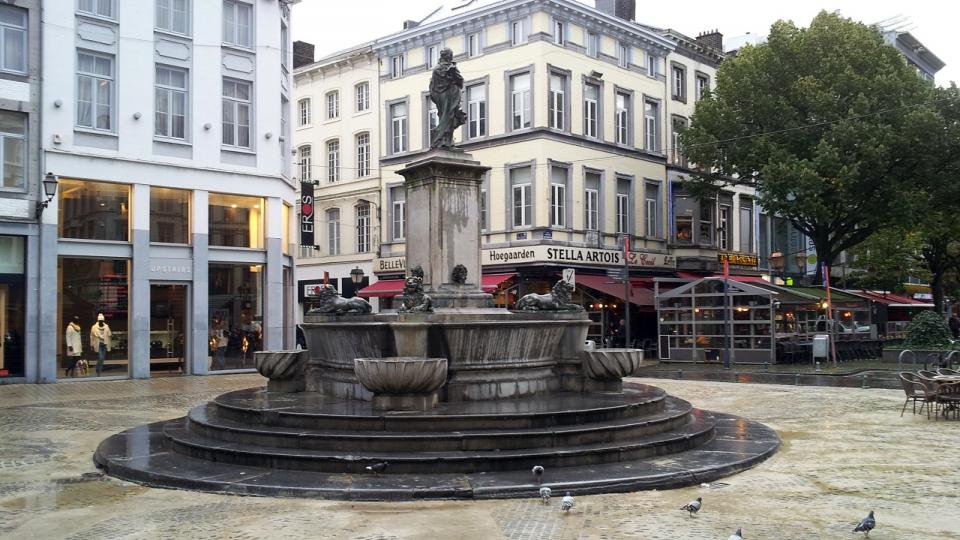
1 374 958 539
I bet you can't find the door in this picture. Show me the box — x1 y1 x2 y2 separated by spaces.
0 285 6 372
149 284 188 377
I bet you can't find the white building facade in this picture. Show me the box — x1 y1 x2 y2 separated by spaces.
21 0 297 383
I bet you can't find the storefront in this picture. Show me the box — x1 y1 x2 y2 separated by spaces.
0 236 26 378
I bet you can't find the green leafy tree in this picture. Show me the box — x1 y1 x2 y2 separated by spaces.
847 228 927 292
902 310 953 350
682 11 934 283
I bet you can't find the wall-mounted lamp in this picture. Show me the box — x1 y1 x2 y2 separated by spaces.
349 266 365 285
35 172 59 219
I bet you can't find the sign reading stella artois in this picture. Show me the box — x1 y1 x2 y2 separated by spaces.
373 246 675 274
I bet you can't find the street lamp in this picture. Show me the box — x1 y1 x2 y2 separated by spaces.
35 172 59 219
349 267 365 285
794 252 808 282
769 251 784 284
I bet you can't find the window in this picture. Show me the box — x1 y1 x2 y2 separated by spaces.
615 91 630 145
426 45 439 69
390 54 404 79
644 99 659 152
511 20 526 45
222 79 251 148
390 102 407 154
77 52 114 131
586 32 599 58
584 83 598 138
675 214 693 244
356 133 370 178
510 166 532 228
222 0 252 48
584 172 600 231
207 193 263 248
150 187 190 244
355 82 369 112
78 0 115 18
480 189 488 231
356 203 370 253
550 167 566 228
739 201 753 252
719 205 730 250
617 42 629 69
554 20 565 45
298 145 311 181
510 72 531 130
671 116 687 165
0 5 26 74
0 112 25 189
326 139 339 182
672 65 686 101
646 53 657 77
327 208 340 255
326 91 339 120
298 98 311 126
427 99 439 146
58 179 130 241
548 73 565 130
616 179 631 235
155 66 187 140
645 182 659 238
696 74 709 101
467 84 486 138
673 194 695 244
467 33 480 57
699 202 714 245
156 0 189 35
391 186 405 240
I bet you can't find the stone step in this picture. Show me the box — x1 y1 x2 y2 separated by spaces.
211 386 669 432
162 413 716 475
185 397 695 453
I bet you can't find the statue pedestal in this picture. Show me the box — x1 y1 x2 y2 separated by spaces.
397 149 492 309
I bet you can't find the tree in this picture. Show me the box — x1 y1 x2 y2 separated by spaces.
682 11 934 283
846 227 927 293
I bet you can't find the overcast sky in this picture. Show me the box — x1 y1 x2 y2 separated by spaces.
292 0 958 86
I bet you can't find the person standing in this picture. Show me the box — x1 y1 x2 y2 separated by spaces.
64 316 83 377
211 318 228 370
89 313 113 376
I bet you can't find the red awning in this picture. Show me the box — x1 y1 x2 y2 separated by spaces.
356 279 404 298
851 290 934 308
577 275 655 306
481 273 516 292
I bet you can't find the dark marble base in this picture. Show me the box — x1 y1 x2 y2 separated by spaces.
94 383 779 500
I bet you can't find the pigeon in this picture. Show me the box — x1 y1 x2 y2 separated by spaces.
680 496 702 517
853 511 875 536
560 492 574 512
728 527 743 540
539 486 552 504
364 461 389 474
532 465 544 483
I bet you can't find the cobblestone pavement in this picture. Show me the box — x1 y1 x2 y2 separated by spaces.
1 374 958 539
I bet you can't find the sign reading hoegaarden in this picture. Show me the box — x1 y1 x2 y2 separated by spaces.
373 246 675 274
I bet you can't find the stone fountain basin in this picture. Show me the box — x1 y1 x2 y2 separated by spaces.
354 357 448 395
582 348 645 381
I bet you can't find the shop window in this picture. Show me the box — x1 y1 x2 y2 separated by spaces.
208 263 263 371
58 179 130 241
150 187 190 244
58 257 129 378
208 192 263 248
0 236 25 378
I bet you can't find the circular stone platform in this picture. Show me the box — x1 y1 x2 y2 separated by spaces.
94 382 779 500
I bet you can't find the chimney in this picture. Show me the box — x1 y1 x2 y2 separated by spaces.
695 30 723 52
293 40 315 68
595 0 635 21
403 20 420 30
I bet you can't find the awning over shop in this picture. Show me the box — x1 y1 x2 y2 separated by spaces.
845 290 934 308
481 273 516 292
676 271 767 283
577 275 655 306
788 287 866 306
748 282 821 305
356 279 403 298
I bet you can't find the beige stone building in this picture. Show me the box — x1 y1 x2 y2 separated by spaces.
293 0 758 344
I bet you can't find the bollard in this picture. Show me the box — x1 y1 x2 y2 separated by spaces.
795 373 801 386
815 361 821 372
862 374 869 389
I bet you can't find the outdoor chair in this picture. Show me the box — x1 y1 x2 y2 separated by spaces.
918 369 939 379
935 382 960 420
899 372 937 418
936 368 960 377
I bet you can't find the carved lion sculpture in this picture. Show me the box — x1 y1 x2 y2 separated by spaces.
307 284 372 315
400 275 433 312
515 280 583 311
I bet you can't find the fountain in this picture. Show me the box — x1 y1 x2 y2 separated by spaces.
94 67 778 499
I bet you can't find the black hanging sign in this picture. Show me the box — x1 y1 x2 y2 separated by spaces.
300 181 315 247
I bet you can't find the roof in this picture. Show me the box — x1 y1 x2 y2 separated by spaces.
788 287 866 305
843 290 934 308
577 275 655 306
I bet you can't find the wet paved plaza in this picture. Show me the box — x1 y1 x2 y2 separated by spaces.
1 374 958 539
